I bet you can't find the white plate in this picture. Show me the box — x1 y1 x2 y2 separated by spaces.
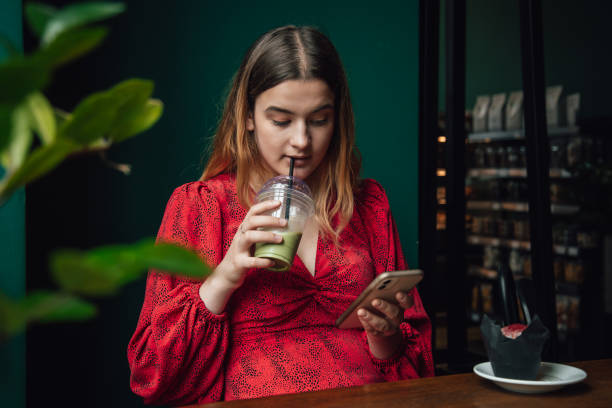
473 361 587 394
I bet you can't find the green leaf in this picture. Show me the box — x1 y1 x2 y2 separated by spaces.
42 2 125 46
20 290 97 324
26 92 56 145
51 239 212 296
0 57 49 105
24 3 58 38
0 104 33 170
58 90 118 145
0 290 97 337
0 138 77 204
0 105 12 155
35 26 108 68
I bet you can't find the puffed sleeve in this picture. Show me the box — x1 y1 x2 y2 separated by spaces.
358 179 435 379
127 182 230 405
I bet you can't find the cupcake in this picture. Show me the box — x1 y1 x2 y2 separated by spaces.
480 314 550 380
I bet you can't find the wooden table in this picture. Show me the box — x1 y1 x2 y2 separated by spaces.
186 359 612 407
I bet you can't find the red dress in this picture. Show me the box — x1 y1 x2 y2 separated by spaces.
127 173 434 406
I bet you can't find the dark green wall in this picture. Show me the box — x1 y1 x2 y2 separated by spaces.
25 1 420 407
0 1 24 407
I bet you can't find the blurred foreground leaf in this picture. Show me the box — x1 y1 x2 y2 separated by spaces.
39 2 125 46
51 239 212 296
0 290 96 337
24 3 57 38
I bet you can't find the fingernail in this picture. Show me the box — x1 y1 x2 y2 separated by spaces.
280 218 288 226
372 299 381 307
358 309 367 317
275 234 283 242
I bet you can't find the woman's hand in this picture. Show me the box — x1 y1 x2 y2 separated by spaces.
199 200 287 314
357 291 414 360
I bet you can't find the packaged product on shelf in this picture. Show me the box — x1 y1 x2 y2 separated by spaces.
471 216 483 235
473 95 491 132
498 217 513 238
518 145 527 167
564 260 585 284
509 248 524 276
513 218 530 241
550 138 567 168
523 256 532 277
483 245 501 269
505 90 524 130
481 283 494 314
566 93 580 127
488 93 507 131
474 145 486 167
506 145 520 168
496 145 507 168
546 85 565 127
577 229 599 248
567 296 580 330
553 257 565 282
485 146 497 167
556 294 569 333
567 135 594 167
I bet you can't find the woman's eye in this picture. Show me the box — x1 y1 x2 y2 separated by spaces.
310 118 329 126
272 120 290 127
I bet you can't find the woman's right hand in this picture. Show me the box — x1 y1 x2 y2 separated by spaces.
199 200 286 313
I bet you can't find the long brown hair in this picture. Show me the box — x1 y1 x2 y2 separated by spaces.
201 25 361 241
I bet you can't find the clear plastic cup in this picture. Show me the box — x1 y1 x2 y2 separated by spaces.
253 176 315 271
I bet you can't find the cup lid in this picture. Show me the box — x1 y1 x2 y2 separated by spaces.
257 176 313 197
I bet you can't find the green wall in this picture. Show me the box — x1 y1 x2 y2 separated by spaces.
0 1 25 407
25 1 420 407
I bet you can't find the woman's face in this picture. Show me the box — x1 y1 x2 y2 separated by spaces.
247 79 335 182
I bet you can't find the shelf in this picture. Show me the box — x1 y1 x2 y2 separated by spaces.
467 168 572 178
467 126 580 143
467 235 581 257
468 265 498 279
466 201 580 214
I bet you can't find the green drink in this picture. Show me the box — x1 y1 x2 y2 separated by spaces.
254 231 303 272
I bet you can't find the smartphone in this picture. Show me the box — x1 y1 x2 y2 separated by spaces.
335 269 423 329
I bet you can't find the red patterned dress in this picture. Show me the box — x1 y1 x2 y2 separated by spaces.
127 173 434 406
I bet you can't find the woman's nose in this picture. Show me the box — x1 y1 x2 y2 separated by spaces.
289 121 310 149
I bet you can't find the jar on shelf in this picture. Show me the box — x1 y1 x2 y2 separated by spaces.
550 138 567 168
485 146 497 168
564 259 585 284
506 145 519 168
483 245 501 269
553 257 565 282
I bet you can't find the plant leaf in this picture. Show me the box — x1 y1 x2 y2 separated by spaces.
20 290 97 324
0 138 77 204
110 98 163 143
58 91 118 145
42 2 125 46
0 105 12 155
0 57 49 105
24 3 58 38
26 92 56 145
51 239 212 296
0 104 33 170
35 26 108 68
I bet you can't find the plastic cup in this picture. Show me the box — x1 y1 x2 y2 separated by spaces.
253 175 314 271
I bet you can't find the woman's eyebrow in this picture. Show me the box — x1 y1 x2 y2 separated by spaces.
264 103 334 115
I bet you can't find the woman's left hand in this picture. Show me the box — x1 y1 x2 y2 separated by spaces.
357 291 414 359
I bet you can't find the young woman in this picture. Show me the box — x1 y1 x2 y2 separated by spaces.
127 25 433 406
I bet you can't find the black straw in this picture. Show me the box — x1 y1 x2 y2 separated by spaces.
285 158 294 220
